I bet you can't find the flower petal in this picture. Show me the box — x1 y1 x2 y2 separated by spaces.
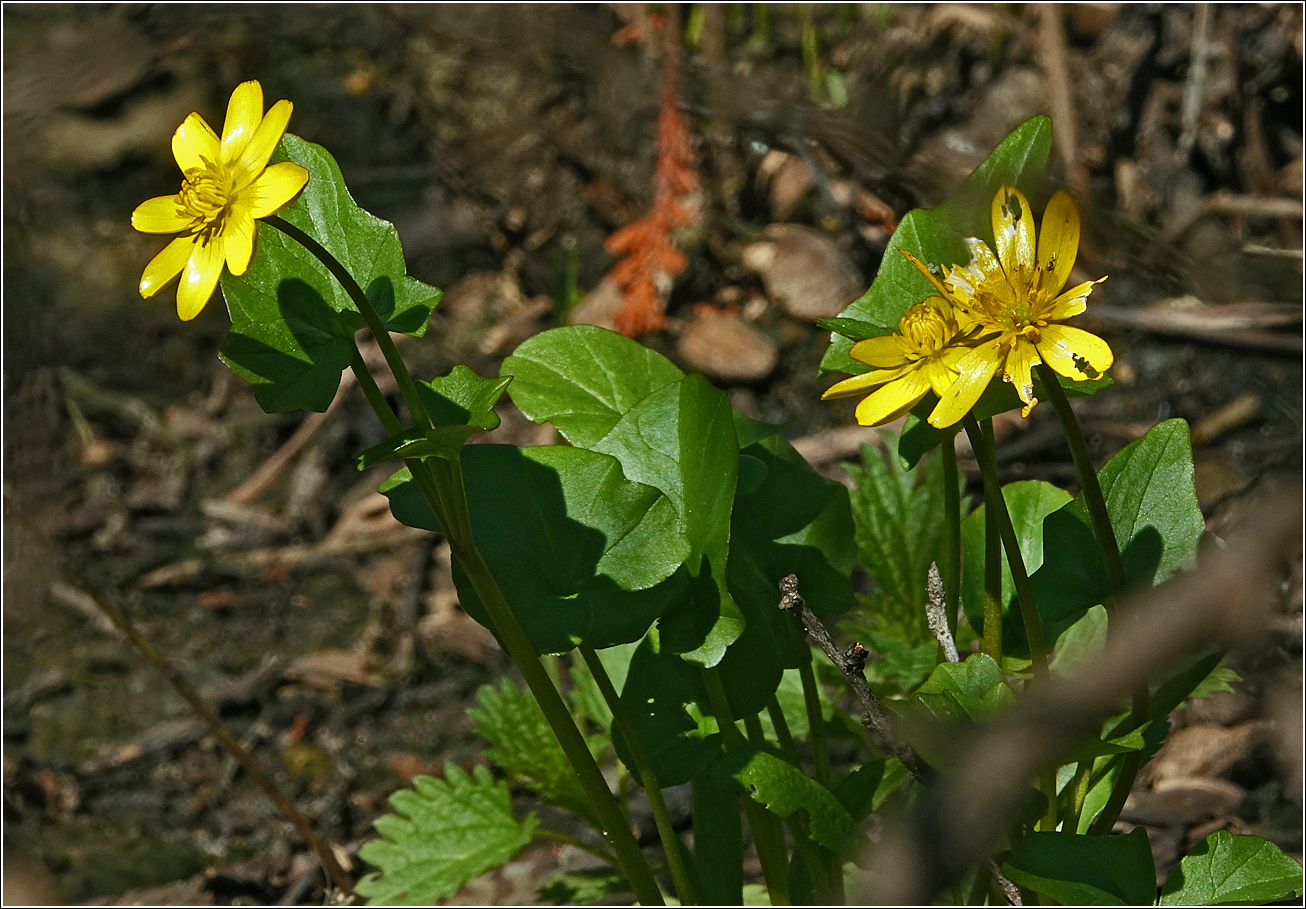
172 113 219 173
176 237 225 321
849 335 909 369
1044 277 1103 321
131 195 190 234
244 162 309 218
223 211 257 276
1036 324 1114 381
928 339 1004 428
140 235 196 298
991 185 1036 295
220 81 264 167
1003 338 1042 415
821 363 912 400
233 99 293 189
898 248 950 298
1037 190 1079 296
854 369 931 427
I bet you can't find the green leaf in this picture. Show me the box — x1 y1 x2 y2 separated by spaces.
1073 418 1204 587
614 629 722 787
1002 827 1157 906
1050 605 1109 678
846 434 961 642
692 776 745 905
814 317 896 342
270 134 440 334
468 678 595 825
537 868 631 905
960 479 1072 656
715 745 869 857
356 366 512 466
757 668 834 743
1159 831 1305 905
502 325 684 447
356 764 538 906
833 757 911 822
220 134 440 414
380 445 689 654
820 116 1052 376
914 653 1016 723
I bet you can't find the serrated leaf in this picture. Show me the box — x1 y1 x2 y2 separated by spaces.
537 867 631 905
820 116 1052 377
1002 827 1157 906
503 325 684 447
380 445 689 654
468 678 595 825
1159 831 1304 905
849 434 963 642
357 366 512 466
715 745 869 857
220 134 440 414
356 764 538 906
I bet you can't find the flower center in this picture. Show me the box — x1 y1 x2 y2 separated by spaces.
899 299 958 357
179 165 232 240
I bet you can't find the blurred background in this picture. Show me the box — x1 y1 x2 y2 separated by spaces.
3 4 1301 904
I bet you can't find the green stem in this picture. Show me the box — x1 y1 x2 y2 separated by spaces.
702 669 791 906
1062 761 1093 834
348 345 402 436
963 415 1048 680
797 647 833 790
265 216 432 430
981 418 1003 662
580 645 699 905
939 435 963 638
534 828 620 867
765 696 800 767
277 216 664 905
68 573 355 896
1090 751 1144 836
1039 767 1059 832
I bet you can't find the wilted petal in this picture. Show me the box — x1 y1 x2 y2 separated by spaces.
992 185 1036 295
131 195 190 233
1044 278 1103 321
849 335 909 368
899 248 951 298
140 235 196 298
1037 324 1114 380
172 113 219 173
220 81 264 167
928 340 1004 428
176 237 225 321
1003 338 1042 414
854 369 931 427
1037 190 1079 296
244 162 309 218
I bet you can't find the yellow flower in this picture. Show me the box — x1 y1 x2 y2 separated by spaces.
131 81 309 320
910 185 1112 427
822 296 970 427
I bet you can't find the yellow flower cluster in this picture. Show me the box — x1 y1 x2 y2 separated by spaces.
132 81 309 320
823 185 1111 428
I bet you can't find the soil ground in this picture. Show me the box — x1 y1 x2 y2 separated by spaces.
3 4 1302 905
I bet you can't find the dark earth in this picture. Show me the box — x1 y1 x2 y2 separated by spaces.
3 4 1302 905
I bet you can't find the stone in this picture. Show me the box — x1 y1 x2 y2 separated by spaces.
677 311 779 382
741 224 863 320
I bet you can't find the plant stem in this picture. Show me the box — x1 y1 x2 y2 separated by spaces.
939 434 962 637
265 216 432 429
278 216 664 905
963 414 1048 680
68 573 354 896
534 828 619 867
981 423 1004 662
797 648 833 790
1062 760 1093 833
580 645 699 905
766 696 800 767
702 669 791 906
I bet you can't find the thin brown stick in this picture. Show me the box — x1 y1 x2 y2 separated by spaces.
779 574 931 781
64 570 355 897
1036 4 1089 199
925 562 960 664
